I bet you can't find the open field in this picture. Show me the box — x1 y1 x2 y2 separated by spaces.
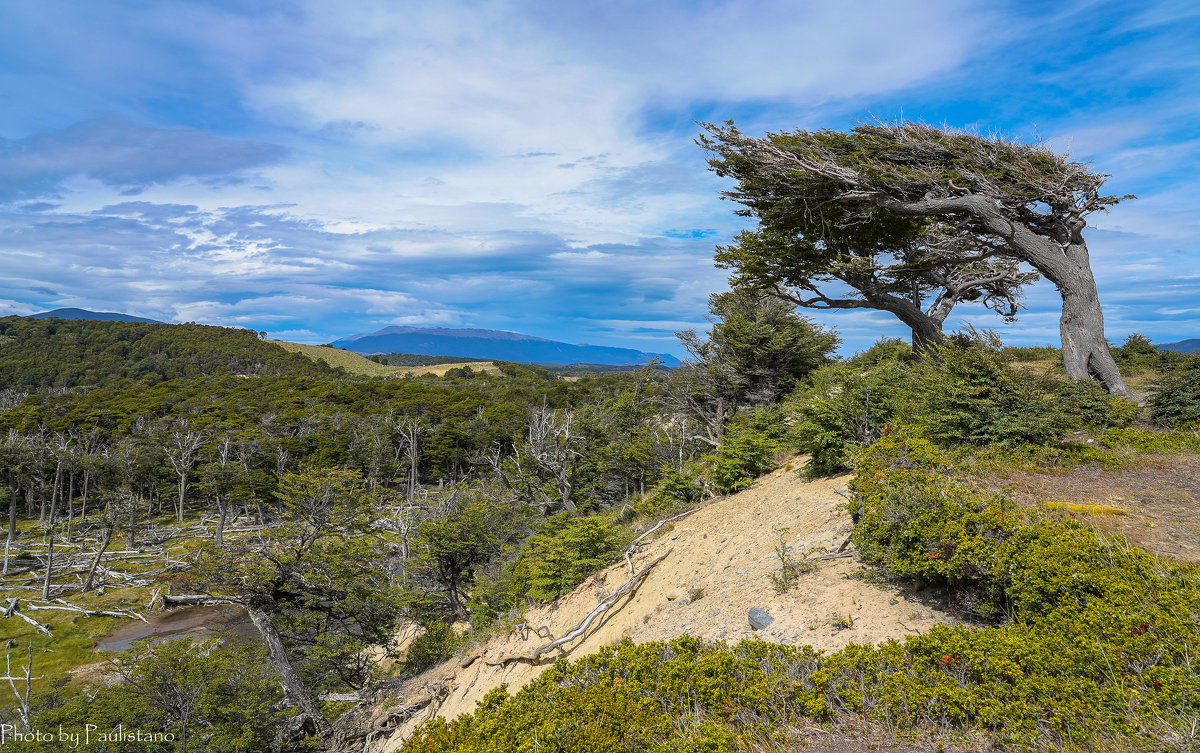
272 340 502 377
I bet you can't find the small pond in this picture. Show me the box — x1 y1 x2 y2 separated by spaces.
97 604 258 652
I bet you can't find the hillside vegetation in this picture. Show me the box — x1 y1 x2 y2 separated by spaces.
0 307 1196 752
0 316 340 388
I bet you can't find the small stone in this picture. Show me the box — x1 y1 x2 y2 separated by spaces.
665 589 681 601
889 599 898 606
748 608 774 630
815 576 824 582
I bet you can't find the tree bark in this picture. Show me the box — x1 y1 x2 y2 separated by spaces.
875 194 1132 396
83 527 112 592
215 498 228 546
5 471 17 577
41 534 53 601
177 474 187 525
1058 268 1127 393
245 604 330 736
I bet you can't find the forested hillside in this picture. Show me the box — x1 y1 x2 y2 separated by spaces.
0 317 341 388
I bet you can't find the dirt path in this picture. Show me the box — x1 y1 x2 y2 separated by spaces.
985 454 1200 564
366 464 955 751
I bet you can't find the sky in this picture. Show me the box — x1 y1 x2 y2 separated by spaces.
1 0 1198 357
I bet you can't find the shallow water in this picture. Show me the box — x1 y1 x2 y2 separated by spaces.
97 603 258 652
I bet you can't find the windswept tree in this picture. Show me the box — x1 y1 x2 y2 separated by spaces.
699 120 1133 395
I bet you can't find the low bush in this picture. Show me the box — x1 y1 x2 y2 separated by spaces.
792 332 1139 476
1150 357 1200 428
706 409 789 494
467 514 630 630
790 361 910 476
403 620 465 676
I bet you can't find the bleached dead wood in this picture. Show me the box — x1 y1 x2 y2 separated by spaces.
624 508 697 574
1 599 51 636
161 593 236 607
488 549 672 667
23 598 148 622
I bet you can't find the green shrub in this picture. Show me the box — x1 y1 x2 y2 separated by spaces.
1111 333 1160 371
1100 426 1200 453
517 514 630 601
467 513 630 628
845 337 913 368
1055 378 1139 430
403 620 465 675
910 332 1079 446
790 361 911 476
706 410 787 494
1150 357 1200 428
646 465 708 510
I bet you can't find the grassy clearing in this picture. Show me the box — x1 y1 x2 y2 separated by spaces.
272 340 504 378
271 340 401 376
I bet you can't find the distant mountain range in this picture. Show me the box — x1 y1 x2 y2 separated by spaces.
30 307 162 324
331 326 680 367
1159 339 1200 354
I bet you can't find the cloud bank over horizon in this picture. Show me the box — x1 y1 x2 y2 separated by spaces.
1 0 1198 354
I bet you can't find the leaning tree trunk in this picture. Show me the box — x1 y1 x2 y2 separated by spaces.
245 604 330 736
1056 261 1131 397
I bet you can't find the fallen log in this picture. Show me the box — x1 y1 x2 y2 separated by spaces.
161 593 236 607
624 509 697 574
22 598 148 623
1 599 51 636
488 549 672 667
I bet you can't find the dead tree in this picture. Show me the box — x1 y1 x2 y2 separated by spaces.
164 425 206 525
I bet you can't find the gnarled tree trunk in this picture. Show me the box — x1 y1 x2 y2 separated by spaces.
245 603 330 737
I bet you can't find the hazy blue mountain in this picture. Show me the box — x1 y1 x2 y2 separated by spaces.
332 326 680 366
1159 338 1200 354
31 307 162 324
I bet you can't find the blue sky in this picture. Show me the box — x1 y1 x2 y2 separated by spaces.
1 0 1198 357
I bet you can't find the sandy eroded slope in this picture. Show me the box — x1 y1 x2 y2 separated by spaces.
363 463 955 752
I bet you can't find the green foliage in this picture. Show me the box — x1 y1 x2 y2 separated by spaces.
1149 356 1200 428
31 640 285 752
518 514 630 602
402 621 466 676
644 465 708 512
187 468 402 691
467 513 629 629
1111 333 1160 370
911 332 1079 446
789 360 910 476
688 287 840 406
0 316 340 389
793 332 1139 477
844 337 913 368
1100 426 1200 454
415 490 534 620
1055 378 1139 430
706 410 787 494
